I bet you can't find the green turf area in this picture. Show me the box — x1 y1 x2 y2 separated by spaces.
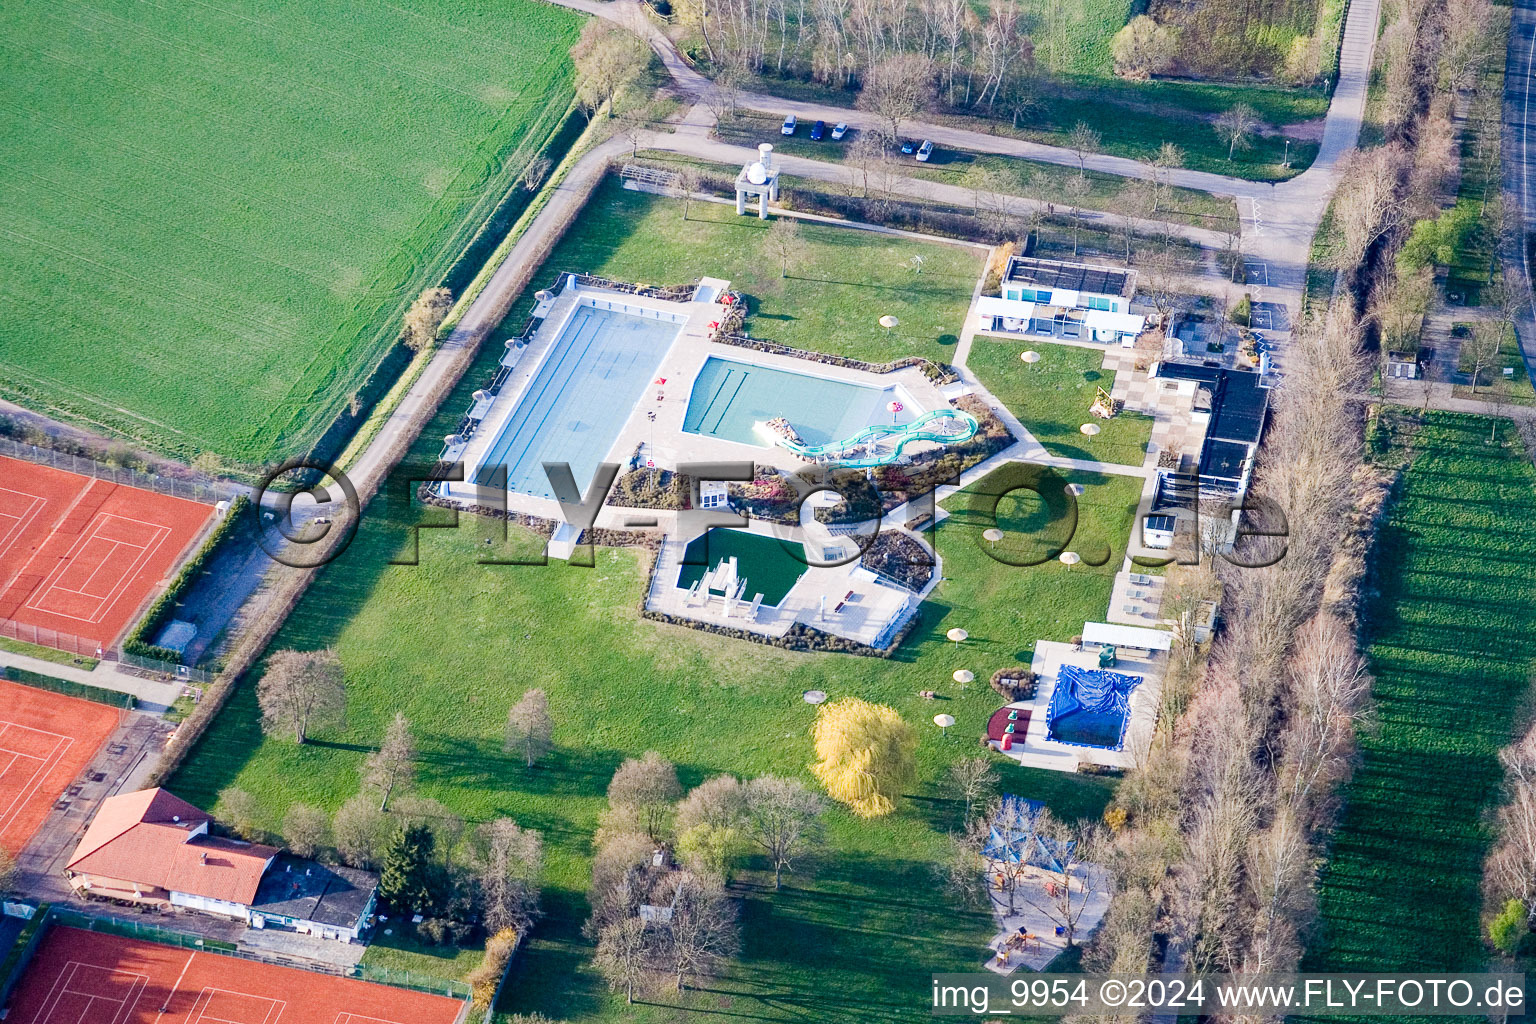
678 530 808 606
168 312 1140 1019
717 114 1240 233
0 0 582 464
1305 412 1536 974
0 636 99 670
1011 0 1134 77
1454 324 1534 406
968 340 1153 466
520 178 984 364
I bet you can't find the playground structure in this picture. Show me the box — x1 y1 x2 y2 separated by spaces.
759 408 980 469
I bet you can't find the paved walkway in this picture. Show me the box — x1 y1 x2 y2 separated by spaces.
0 648 182 709
547 0 1383 306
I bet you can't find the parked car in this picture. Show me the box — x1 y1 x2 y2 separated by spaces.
899 139 917 155
781 114 797 135
916 139 934 161
810 120 825 140
831 122 849 140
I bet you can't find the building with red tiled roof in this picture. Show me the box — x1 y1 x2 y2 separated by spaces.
64 788 380 942
66 787 276 918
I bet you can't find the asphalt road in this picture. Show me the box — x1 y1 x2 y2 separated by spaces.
1502 0 1536 382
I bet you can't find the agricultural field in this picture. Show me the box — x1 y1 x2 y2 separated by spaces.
517 179 986 364
168 251 1144 1018
968 339 1154 467
0 0 582 465
1305 412 1536 972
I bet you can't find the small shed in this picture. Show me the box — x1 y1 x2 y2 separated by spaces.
1080 621 1172 653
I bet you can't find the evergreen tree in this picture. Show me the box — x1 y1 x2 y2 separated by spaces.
379 823 439 914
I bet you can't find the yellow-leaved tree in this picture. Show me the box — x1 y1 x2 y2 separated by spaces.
810 698 917 818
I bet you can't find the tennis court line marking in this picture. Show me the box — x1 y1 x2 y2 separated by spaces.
335 1014 412 1024
29 961 147 1024
0 720 71 839
185 985 286 1024
22 513 171 625
0 487 46 569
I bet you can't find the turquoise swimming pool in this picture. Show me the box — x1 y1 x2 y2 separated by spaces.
682 356 907 448
473 302 679 499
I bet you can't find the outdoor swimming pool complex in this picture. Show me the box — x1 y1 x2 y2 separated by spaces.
683 356 910 448
472 301 681 499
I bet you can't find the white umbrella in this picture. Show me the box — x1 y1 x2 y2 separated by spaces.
946 627 968 645
1080 422 1101 436
803 689 828 704
1064 483 1085 496
983 527 1004 549
879 315 900 336
952 669 975 684
1020 350 1041 365
1059 551 1081 569
933 713 956 739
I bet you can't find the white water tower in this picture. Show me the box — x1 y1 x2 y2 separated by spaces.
735 142 781 220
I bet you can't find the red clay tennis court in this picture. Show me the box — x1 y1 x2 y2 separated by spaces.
6 928 469 1024
0 678 121 855
0 456 213 651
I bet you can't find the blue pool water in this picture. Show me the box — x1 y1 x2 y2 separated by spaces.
474 303 679 498
682 356 905 448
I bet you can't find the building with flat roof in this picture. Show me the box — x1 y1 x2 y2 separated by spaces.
975 256 1145 346
1150 362 1270 497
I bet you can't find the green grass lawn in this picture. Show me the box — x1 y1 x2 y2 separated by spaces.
0 636 99 670
1004 0 1133 77
1304 412 1536 974
516 179 983 364
968 339 1153 466
1454 324 1535 405
0 0 582 464
168 285 1140 1020
718 114 1240 234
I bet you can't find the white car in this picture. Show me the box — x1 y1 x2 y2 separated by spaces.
915 140 934 161
781 114 796 135
831 122 849 140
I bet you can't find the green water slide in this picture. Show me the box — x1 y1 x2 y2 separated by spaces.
773 408 980 468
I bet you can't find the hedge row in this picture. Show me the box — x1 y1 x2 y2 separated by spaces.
2 666 135 710
122 495 251 663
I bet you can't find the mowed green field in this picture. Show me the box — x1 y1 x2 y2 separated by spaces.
167 199 1146 1020
0 0 581 463
1305 413 1536 974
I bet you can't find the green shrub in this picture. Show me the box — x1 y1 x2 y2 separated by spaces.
1232 293 1252 327
1489 898 1527 955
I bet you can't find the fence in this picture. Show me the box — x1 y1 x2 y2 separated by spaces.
118 651 215 685
0 618 104 658
0 437 241 504
0 903 50 1010
2 666 136 711
46 908 471 1002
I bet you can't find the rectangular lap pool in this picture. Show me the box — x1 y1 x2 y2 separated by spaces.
473 302 681 499
682 356 905 448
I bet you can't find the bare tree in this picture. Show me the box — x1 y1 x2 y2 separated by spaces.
476 817 544 934
364 712 416 812
333 794 393 869
658 871 740 991
401 287 454 352
1019 813 1108 947
283 803 331 858
1121 178 1157 264
1487 710 1536 910
505 688 554 768
1467 319 1504 395
608 751 683 843
1061 174 1091 256
1151 142 1184 215
257 649 346 744
675 165 702 221
765 216 809 278
1214 103 1259 161
859 52 937 144
616 107 648 157
1067 120 1101 177
1330 147 1407 271
949 756 998 821
595 917 656 1003
743 775 826 889
572 20 650 119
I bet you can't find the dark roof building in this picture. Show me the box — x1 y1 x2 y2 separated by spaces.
1151 363 1273 499
249 855 379 940
1005 256 1131 298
